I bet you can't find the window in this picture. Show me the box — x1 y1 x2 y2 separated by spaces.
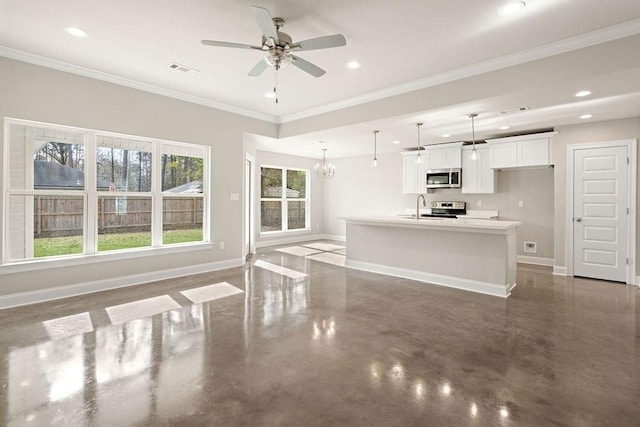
260 166 308 233
3 119 209 263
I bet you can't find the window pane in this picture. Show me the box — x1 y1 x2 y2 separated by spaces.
286 170 306 198
98 196 152 252
161 155 203 192
162 197 203 244
261 201 282 232
261 167 282 198
287 201 306 230
7 195 84 260
97 147 152 192
34 143 85 191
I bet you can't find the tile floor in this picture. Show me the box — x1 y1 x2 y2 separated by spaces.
0 240 638 426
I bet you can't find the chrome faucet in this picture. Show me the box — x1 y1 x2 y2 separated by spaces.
416 194 426 219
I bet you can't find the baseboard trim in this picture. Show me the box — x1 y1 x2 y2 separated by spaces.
0 258 244 310
345 259 515 298
636 276 640 287
553 265 568 276
517 256 554 266
256 233 345 248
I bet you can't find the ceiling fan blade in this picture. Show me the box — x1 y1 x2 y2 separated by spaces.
201 40 261 50
248 59 268 77
291 55 326 77
250 6 279 45
293 34 347 51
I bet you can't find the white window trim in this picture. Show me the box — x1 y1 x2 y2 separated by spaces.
259 165 310 235
2 117 211 266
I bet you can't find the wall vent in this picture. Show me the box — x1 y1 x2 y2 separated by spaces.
168 62 199 73
499 106 530 115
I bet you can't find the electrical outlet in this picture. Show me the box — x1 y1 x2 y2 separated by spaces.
219 241 225 250
524 241 537 253
518 200 524 208
477 200 482 207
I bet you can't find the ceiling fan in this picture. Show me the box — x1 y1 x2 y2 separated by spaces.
201 6 346 101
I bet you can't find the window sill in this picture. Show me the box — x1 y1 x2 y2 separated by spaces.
0 242 214 275
259 229 312 238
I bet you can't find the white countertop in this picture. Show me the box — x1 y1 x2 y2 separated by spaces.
342 215 520 234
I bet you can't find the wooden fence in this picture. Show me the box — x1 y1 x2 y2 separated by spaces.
34 195 203 237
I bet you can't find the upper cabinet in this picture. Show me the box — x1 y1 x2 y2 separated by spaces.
425 142 463 169
401 151 428 194
486 132 556 169
462 145 495 194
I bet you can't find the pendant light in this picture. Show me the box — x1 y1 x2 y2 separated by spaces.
468 113 478 161
315 148 335 179
415 122 423 164
372 130 379 168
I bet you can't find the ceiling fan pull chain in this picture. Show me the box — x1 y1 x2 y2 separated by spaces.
274 68 279 104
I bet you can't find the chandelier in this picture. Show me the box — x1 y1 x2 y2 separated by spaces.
315 148 335 179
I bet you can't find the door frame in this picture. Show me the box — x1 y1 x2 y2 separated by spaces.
566 139 637 284
243 153 255 260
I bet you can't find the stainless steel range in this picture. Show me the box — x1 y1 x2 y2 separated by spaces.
421 201 466 218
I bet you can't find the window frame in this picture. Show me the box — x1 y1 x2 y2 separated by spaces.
2 118 211 268
259 165 310 235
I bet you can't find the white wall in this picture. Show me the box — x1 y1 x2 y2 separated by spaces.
0 57 277 297
254 150 325 246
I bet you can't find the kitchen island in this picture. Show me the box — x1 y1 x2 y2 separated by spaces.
342 216 521 298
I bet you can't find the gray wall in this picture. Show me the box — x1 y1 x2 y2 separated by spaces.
0 57 276 296
322 151 555 260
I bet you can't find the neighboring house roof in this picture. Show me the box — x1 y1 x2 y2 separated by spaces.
34 160 111 189
263 186 300 198
165 180 203 193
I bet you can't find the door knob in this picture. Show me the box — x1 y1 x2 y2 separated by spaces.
575 217 582 222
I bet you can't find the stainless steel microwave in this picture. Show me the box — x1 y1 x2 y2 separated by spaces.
426 168 461 188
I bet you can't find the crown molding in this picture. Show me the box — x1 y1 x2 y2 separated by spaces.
278 18 640 124
0 45 278 124
3 18 640 126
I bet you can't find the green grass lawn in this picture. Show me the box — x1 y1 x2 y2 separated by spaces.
34 229 203 258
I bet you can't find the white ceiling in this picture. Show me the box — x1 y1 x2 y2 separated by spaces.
2 0 640 158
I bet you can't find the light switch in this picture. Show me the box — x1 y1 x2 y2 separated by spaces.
230 193 240 201
518 200 524 208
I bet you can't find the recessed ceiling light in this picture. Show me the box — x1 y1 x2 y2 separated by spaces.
440 134 450 138
391 140 400 145
574 90 592 97
498 1 526 16
346 61 361 69
264 92 276 98
499 125 511 130
65 27 88 38
580 114 593 119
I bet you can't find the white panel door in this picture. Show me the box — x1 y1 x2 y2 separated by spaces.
573 146 628 282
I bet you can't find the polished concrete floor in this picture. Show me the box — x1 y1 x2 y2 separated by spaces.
0 241 638 426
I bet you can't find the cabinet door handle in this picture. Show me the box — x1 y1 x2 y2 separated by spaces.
575 217 582 222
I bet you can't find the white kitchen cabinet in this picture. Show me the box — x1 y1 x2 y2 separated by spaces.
425 142 463 169
401 151 427 194
486 132 556 169
462 145 495 194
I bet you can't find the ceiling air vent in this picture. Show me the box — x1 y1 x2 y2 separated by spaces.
499 106 530 115
168 62 199 73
